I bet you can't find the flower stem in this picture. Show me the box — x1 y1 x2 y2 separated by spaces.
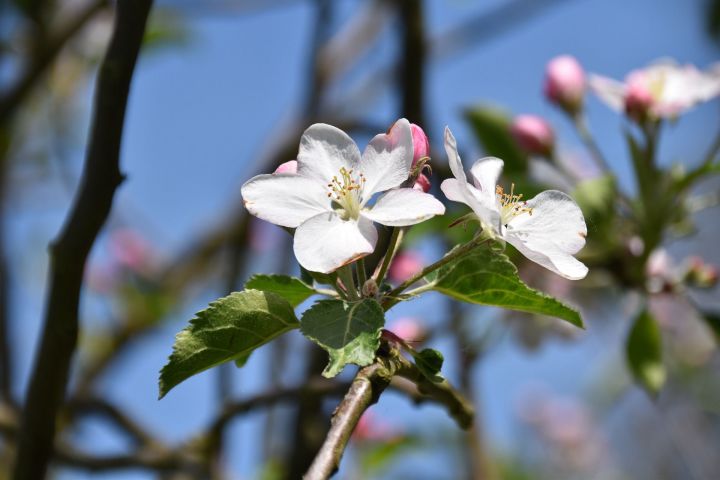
702 127 720 167
355 258 367 289
337 265 359 301
573 115 612 173
381 235 491 310
373 227 403 286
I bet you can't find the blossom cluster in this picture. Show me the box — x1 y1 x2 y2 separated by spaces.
241 118 589 280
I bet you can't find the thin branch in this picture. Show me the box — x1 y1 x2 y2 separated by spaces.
205 378 350 458
394 355 474 430
0 134 13 407
0 0 109 123
53 447 204 475
65 397 157 447
304 353 474 479
12 2 154 478
573 115 613 174
382 235 490 310
304 363 392 480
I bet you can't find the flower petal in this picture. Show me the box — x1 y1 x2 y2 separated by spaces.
443 127 501 228
588 74 626 112
440 178 470 204
362 188 445 226
469 157 503 203
503 190 588 280
444 126 469 187
359 118 414 200
297 123 361 184
294 212 377 273
241 174 330 228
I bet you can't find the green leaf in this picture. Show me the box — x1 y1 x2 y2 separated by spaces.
301 299 385 378
428 242 583 327
234 352 252 368
411 348 444 382
245 274 315 307
464 105 528 175
159 289 299 398
572 175 616 219
626 309 665 396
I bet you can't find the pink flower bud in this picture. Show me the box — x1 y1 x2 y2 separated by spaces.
624 72 655 121
413 173 431 192
544 55 586 115
109 229 152 273
388 251 423 283
352 411 398 443
410 123 430 166
274 160 298 174
510 115 555 156
388 317 426 342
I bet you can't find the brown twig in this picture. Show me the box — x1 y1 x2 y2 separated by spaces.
304 353 473 479
12 2 154 478
207 377 350 446
65 397 157 447
0 0 109 123
304 363 393 480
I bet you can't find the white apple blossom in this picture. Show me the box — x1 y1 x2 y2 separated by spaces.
241 119 445 274
440 127 588 280
589 60 720 120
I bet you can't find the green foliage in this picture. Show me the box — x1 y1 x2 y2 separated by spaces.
143 9 191 52
626 309 665 396
159 289 299 398
411 348 444 382
572 175 616 220
464 105 528 175
403 205 475 246
300 299 385 378
427 242 583 327
357 436 419 475
572 175 619 258
245 274 315 307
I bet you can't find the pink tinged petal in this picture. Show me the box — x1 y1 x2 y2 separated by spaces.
410 123 430 166
241 174 330 228
504 190 588 280
413 173 431 193
588 74 626 112
293 212 377 273
360 118 414 199
362 188 445 227
274 160 298 174
297 123 361 184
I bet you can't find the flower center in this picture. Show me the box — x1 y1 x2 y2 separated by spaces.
327 167 366 220
496 183 532 227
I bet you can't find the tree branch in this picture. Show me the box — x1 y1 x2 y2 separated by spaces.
304 363 393 480
65 397 157 447
304 352 474 479
0 0 109 124
12 2 153 478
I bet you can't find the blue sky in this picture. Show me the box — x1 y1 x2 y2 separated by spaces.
6 0 720 478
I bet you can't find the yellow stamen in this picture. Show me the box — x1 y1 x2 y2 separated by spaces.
496 183 532 226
